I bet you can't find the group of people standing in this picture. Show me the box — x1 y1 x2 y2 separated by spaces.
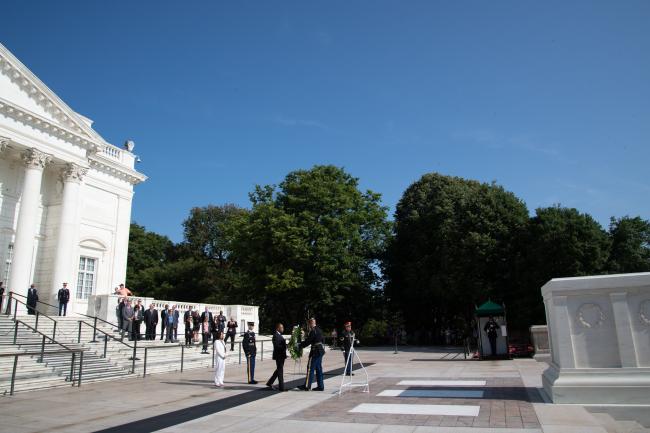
221 317 359 393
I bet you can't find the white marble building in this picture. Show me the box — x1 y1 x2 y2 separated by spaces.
0 42 146 315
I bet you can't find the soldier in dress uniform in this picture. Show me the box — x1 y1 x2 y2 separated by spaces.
242 321 258 384
483 316 500 356
298 318 325 391
340 321 359 376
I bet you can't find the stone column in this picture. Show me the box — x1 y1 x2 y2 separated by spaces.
7 148 52 311
49 163 87 313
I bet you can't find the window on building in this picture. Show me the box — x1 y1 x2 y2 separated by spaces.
76 257 96 299
3 244 13 283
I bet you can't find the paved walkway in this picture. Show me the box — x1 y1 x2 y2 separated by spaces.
0 347 647 433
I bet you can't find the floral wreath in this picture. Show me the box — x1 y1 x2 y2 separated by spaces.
576 303 606 328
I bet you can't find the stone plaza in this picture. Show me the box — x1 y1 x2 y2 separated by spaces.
1 346 648 433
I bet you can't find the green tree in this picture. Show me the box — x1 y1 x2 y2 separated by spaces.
519 206 611 325
233 165 390 331
182 204 250 302
384 173 529 342
607 216 650 273
126 223 174 296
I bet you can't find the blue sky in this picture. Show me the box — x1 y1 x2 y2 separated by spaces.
2 1 648 242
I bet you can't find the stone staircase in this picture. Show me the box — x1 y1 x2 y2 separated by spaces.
0 315 91 394
2 314 276 394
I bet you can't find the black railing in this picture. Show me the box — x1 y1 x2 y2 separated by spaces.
1 349 85 395
6 294 58 340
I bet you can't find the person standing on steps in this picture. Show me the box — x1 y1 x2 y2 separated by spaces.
201 307 213 340
242 322 258 384
201 315 211 354
57 282 70 316
216 310 226 334
160 304 169 340
266 323 287 391
121 299 134 341
224 316 238 351
26 284 38 315
298 318 325 391
164 305 178 343
144 303 158 340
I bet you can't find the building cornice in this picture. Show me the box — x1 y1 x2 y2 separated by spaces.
0 96 100 153
88 154 147 185
0 44 98 141
0 42 146 186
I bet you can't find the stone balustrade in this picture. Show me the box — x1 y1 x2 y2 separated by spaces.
86 294 259 335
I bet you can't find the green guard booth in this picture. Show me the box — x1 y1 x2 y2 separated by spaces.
475 300 509 359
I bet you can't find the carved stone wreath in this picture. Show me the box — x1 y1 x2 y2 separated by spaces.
639 300 650 326
576 303 606 328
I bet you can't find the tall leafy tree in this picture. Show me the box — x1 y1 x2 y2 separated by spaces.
182 204 249 302
518 206 611 325
233 165 390 330
607 216 650 273
384 173 529 341
126 223 174 296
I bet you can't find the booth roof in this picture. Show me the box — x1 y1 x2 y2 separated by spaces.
475 300 504 316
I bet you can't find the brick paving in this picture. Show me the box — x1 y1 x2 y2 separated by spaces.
288 376 542 428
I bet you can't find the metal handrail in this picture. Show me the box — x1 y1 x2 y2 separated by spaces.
10 291 121 331
0 344 85 395
6 295 59 340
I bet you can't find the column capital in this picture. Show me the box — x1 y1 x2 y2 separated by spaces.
21 147 52 169
60 162 88 183
0 136 10 152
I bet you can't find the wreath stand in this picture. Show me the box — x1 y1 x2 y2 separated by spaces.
338 339 369 395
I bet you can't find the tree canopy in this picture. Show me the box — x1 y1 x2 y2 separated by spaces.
126 168 649 338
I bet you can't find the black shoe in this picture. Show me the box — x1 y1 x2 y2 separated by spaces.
313 387 325 391
297 385 307 391
278 388 287 392
249 380 258 385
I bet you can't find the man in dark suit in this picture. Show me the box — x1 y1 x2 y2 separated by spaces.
160 304 169 340
57 282 70 316
200 307 213 326
200 307 213 340
26 284 39 315
266 323 287 391
144 303 158 340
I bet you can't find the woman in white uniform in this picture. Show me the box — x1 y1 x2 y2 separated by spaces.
214 330 227 387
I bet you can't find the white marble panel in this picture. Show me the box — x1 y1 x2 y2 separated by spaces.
349 403 480 416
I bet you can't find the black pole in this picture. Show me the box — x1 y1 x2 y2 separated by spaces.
90 317 98 342
69 352 76 384
39 335 45 363
53 321 57 340
181 345 185 373
143 348 148 378
77 321 82 343
131 339 137 373
78 352 84 387
103 334 108 358
35 312 39 331
10 355 18 395
13 321 18 344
